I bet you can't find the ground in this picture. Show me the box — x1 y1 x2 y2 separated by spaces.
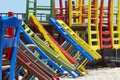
60 67 120 80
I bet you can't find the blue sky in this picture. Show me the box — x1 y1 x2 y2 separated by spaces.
0 0 26 13
0 0 55 13
0 0 118 13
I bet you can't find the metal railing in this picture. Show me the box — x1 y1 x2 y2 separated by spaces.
0 13 26 20
0 13 51 23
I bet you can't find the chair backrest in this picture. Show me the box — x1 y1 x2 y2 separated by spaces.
0 15 21 80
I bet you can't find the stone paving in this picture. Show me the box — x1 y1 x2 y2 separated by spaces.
60 67 120 80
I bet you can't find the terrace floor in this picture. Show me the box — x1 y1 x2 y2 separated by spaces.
61 67 120 80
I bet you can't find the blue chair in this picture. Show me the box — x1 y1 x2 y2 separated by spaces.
0 16 21 80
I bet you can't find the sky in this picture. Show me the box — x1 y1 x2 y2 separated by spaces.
0 0 57 13
0 0 26 13
0 0 118 13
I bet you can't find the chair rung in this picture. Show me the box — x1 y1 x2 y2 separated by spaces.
102 25 108 27
113 38 119 40
42 59 49 62
91 39 98 41
80 5 88 7
103 6 108 10
113 31 119 34
91 31 97 34
91 18 97 19
102 31 110 34
72 11 81 14
91 8 97 10
103 45 112 48
102 38 111 41
91 24 96 26
29 1 36 3
103 15 108 18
